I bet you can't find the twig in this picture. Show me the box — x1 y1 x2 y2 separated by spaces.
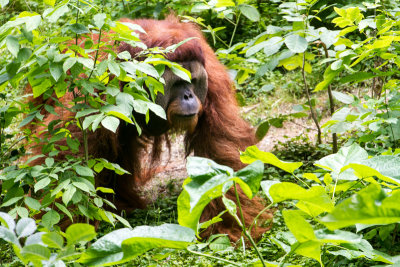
302 53 322 144
318 41 338 152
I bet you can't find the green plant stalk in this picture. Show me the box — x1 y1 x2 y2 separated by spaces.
75 0 80 56
186 246 241 266
248 203 274 233
84 0 105 163
229 12 241 48
302 52 322 144
383 80 396 148
233 183 267 267
319 42 338 153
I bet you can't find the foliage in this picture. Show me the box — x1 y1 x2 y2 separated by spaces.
2 0 400 266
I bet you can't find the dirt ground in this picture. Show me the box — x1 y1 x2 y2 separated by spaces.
143 107 324 198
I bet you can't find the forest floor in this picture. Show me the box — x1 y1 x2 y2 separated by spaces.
142 104 327 200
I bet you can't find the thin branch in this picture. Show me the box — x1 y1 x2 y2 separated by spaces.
302 52 322 144
318 41 338 152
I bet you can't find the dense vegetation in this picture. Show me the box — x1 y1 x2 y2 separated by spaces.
1 0 400 266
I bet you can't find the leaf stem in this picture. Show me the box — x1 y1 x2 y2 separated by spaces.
229 12 241 48
233 183 267 267
248 203 274 233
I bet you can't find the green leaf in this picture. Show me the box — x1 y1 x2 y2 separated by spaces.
240 146 302 173
69 23 90 34
266 182 334 216
314 65 341 92
331 91 354 104
72 182 91 193
171 65 191 83
178 157 233 231
177 157 262 231
55 202 73 221
101 116 120 133
283 210 315 242
0 212 16 230
44 0 55 6
108 61 120 77
372 36 393 49
284 35 308 53
96 187 115 194
255 121 270 141
234 160 264 198
246 37 282 57
17 48 32 62
79 224 194 266
209 235 231 252
16 218 36 238
42 232 64 249
314 229 362 244
62 184 76 205
32 79 52 98
42 210 60 229
215 0 235 8
34 178 51 192
66 224 96 246
45 157 54 167
1 196 23 207
315 143 368 174
0 0 9 8
238 4 260 22
0 226 18 245
93 13 106 29
320 184 400 230
22 244 51 260
147 102 167 120
24 197 41 211
50 62 63 82
222 196 237 219
363 155 400 179
292 241 322 265
121 62 159 78
63 57 77 72
6 35 19 57
74 165 94 177
340 72 375 84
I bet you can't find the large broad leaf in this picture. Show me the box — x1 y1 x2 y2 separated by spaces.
0 212 16 230
178 157 263 232
246 37 283 57
238 4 260 22
241 146 302 173
264 182 334 216
292 241 322 265
283 210 316 243
320 184 400 230
235 160 264 196
284 211 362 265
315 143 368 180
362 156 400 179
21 244 51 261
66 224 96 246
16 218 36 238
347 163 400 187
79 224 194 266
284 34 308 53
0 0 9 8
